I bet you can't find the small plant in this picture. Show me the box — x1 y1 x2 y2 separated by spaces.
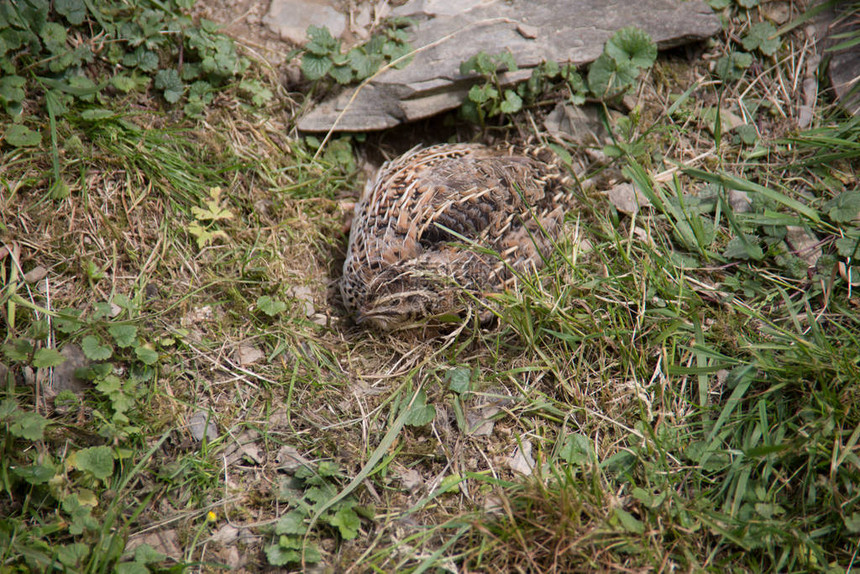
188 186 235 249
0 0 252 148
459 27 656 125
0 293 170 570
299 24 412 84
265 461 373 567
586 27 657 98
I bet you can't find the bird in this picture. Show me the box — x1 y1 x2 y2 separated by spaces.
341 142 574 331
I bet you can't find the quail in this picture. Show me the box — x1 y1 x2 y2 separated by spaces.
341 143 574 330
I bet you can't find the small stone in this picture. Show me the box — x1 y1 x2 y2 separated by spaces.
224 430 263 466
188 411 219 443
607 183 652 215
235 344 264 366
276 445 310 473
287 285 315 317
466 404 500 436
397 468 425 493
762 1 791 24
23 266 48 283
728 189 752 213
210 524 240 545
506 439 535 475
126 529 182 561
44 343 90 400
785 226 822 269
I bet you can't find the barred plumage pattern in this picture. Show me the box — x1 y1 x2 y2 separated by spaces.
341 143 573 330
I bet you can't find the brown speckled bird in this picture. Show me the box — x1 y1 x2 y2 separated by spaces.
341 143 574 331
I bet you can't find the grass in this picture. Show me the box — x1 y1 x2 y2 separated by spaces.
2 0 860 572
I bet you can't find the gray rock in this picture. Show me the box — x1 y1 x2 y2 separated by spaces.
264 0 347 45
188 410 219 443
44 343 90 400
298 0 720 132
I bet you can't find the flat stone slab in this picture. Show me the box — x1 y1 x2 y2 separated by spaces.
298 0 720 132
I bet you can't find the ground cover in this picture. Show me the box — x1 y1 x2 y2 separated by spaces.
1 0 859 572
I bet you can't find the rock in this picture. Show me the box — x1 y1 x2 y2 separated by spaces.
264 0 347 45
224 429 264 466
43 343 90 401
506 438 535 475
188 410 219 443
287 285 315 317
234 344 264 366
465 404 500 436
397 467 425 493
126 530 182 561
275 445 311 473
607 182 652 215
210 524 240 545
728 189 752 213
543 103 613 145
298 0 721 132
785 226 822 269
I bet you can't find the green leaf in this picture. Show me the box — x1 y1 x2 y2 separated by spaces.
588 53 639 97
328 64 354 84
40 22 67 53
275 511 308 535
110 74 139 93
74 445 114 480
55 0 87 25
445 367 472 394
348 49 377 79
404 389 435 427
330 506 360 539
723 235 764 261
605 27 657 69
133 543 166 564
737 0 759 7
836 236 860 257
81 335 113 361
497 51 518 72
824 191 860 222
109 324 138 348
317 460 341 478
741 22 781 56
844 512 860 533
257 295 287 317
134 344 159 365
239 79 273 106
0 76 26 104
301 53 333 81
614 508 645 534
3 338 34 362
10 411 50 440
115 562 149 574
714 51 753 82
305 26 338 56
4 124 41 147
12 461 56 484
265 543 299 566
33 348 67 368
57 542 90 568
499 89 522 114
468 83 498 104
559 432 595 465
155 69 184 103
